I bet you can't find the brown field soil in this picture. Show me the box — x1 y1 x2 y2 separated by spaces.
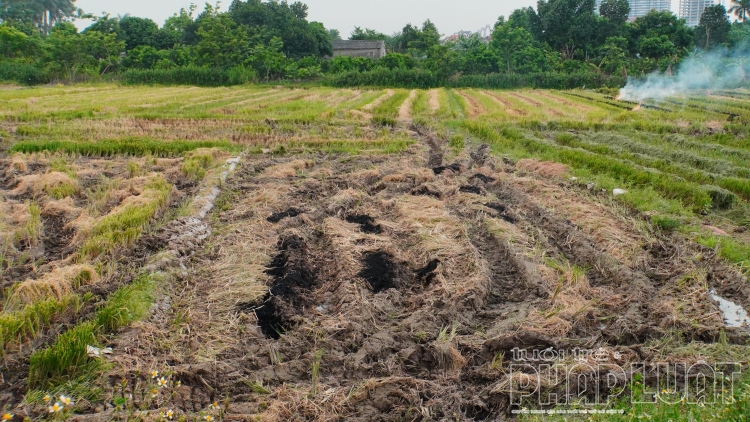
480 91 523 116
362 89 396 111
45 129 750 421
457 91 483 118
427 89 440 112
397 90 418 121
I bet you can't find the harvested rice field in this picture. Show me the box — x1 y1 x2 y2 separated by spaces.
1 85 750 421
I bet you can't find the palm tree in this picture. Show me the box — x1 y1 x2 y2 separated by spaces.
31 0 77 34
729 0 750 22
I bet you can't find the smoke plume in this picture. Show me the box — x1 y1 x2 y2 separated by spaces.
617 48 749 102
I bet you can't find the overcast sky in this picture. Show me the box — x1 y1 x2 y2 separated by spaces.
73 0 531 36
74 0 684 36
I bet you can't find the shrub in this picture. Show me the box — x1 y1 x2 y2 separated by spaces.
0 60 48 85
323 68 439 89
651 215 681 231
123 66 238 86
449 134 465 151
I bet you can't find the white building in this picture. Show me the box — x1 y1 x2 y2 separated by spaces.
678 0 717 26
595 0 671 21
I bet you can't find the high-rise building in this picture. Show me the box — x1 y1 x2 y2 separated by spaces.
678 0 717 26
595 0 671 21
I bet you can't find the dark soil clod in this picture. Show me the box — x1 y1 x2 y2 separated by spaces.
459 185 483 195
470 144 491 167
359 251 402 293
432 163 462 175
415 259 440 285
246 298 286 339
471 173 496 183
411 185 443 199
345 214 383 234
483 202 516 223
240 234 318 338
266 207 302 223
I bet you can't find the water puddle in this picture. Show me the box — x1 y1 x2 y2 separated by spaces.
710 290 750 328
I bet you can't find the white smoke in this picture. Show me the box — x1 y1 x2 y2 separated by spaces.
617 48 749 102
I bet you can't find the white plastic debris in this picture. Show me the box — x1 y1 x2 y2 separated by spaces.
586 182 595 190
570 177 578 181
710 290 750 327
87 345 113 358
612 188 627 196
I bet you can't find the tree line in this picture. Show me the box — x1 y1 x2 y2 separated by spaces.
0 0 748 88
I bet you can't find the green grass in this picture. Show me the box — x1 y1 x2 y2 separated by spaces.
463 121 714 213
372 90 410 119
0 294 84 354
518 373 750 422
180 149 216 182
78 176 172 260
696 235 750 274
10 138 236 157
29 273 160 388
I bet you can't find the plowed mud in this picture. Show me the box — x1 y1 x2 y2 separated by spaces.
58 131 750 421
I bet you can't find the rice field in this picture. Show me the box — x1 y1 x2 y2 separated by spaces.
1 84 750 420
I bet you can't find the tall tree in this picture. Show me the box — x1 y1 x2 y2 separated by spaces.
119 16 158 50
599 0 630 25
327 28 341 40
629 11 693 55
491 21 535 72
729 0 750 22
0 0 80 34
696 4 731 49
228 0 331 58
534 0 597 59
0 22 42 58
349 26 386 40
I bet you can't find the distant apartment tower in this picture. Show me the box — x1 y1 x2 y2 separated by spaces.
678 0 716 26
595 0 671 21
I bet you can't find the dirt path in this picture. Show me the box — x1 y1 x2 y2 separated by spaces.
79 131 750 420
509 92 564 117
480 91 523 116
397 90 417 121
456 91 483 118
428 89 440 112
361 89 395 111
533 90 594 112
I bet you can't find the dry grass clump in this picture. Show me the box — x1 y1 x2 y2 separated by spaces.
11 172 80 199
326 188 364 215
516 159 569 179
705 120 724 132
258 383 356 420
431 324 467 372
2 201 42 248
521 258 621 338
10 154 28 173
5 264 99 310
42 197 82 220
381 167 433 184
207 179 290 313
264 159 315 178
394 195 486 298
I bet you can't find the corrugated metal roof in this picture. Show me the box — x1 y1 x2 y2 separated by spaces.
331 40 385 50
